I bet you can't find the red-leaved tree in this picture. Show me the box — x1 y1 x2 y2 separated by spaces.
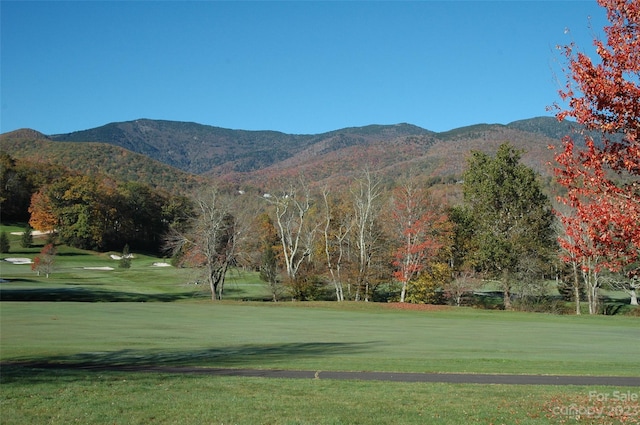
390 180 450 303
553 0 640 312
31 243 57 278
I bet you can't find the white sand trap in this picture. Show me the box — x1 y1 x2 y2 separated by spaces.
83 267 115 271
110 254 134 260
10 230 52 236
4 257 33 265
152 262 171 267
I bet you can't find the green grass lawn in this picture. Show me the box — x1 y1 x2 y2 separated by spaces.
1 226 639 424
3 369 635 425
0 226 271 302
2 301 638 376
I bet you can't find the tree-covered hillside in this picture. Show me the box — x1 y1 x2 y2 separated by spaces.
47 119 434 174
35 117 571 186
1 129 202 194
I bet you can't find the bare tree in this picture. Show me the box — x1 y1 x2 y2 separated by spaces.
444 269 482 307
321 187 352 301
165 187 238 301
351 169 383 302
603 267 639 306
266 178 319 296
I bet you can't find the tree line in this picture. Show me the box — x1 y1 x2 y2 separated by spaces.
159 143 565 308
3 0 638 314
3 137 637 313
1 153 193 252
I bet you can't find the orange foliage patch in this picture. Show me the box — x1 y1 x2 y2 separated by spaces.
383 302 452 312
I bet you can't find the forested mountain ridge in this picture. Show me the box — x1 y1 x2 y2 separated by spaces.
47 119 434 175
0 129 202 193
3 116 579 190
215 118 571 188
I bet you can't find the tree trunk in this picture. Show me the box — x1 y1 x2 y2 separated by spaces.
207 272 217 301
208 263 227 301
572 261 581 315
503 288 512 310
587 270 599 314
574 279 581 315
630 289 638 306
501 272 512 310
400 281 408 303
332 276 344 302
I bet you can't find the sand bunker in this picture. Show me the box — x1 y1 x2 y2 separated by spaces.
83 267 115 271
4 257 32 265
10 230 51 236
152 262 171 267
110 254 134 260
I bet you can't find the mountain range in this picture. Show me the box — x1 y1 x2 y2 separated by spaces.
1 117 582 191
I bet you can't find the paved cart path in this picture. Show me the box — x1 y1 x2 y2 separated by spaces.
5 363 640 387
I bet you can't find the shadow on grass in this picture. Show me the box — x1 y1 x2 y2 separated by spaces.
1 341 377 383
0 287 206 302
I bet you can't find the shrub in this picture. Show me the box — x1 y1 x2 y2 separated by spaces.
0 232 9 253
405 263 449 304
20 227 33 248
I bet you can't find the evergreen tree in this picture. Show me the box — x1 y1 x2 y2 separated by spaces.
20 226 33 249
0 232 10 253
119 244 132 269
461 143 556 309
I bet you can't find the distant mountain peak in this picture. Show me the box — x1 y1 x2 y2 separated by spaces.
2 128 49 140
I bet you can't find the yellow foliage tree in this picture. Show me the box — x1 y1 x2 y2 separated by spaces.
406 262 451 304
28 190 57 232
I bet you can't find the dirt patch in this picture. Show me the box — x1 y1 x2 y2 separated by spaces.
384 302 452 312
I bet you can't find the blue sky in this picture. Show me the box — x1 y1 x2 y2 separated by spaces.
1 1 607 135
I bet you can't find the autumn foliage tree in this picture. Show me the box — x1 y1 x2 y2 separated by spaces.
32 243 57 278
553 0 640 312
389 178 451 303
36 175 115 250
28 190 57 233
257 213 283 301
27 172 191 253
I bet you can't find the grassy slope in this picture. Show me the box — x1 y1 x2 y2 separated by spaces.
0 225 270 302
1 301 638 376
2 303 638 425
2 226 639 425
1 225 638 376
